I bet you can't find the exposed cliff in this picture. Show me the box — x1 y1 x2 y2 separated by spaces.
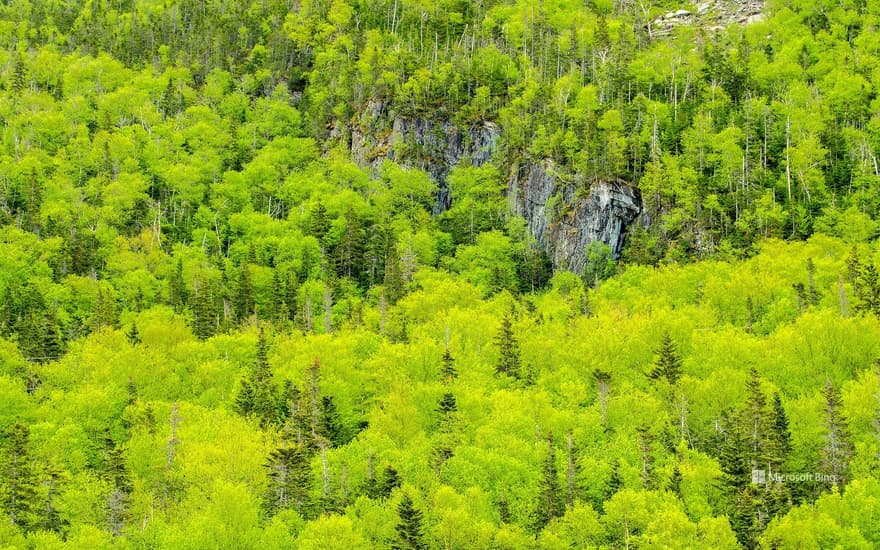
350 101 499 213
509 162 641 273
349 104 642 273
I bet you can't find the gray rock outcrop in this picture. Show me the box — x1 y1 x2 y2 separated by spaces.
350 100 499 213
509 162 642 273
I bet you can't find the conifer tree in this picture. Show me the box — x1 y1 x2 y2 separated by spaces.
125 322 141 346
379 466 401 498
92 288 119 331
319 396 345 447
0 423 39 531
192 277 218 340
393 494 426 550
249 329 278 427
856 261 880 316
820 380 854 491
533 433 564 531
264 445 313 518
384 241 405 305
770 393 792 463
648 331 683 386
104 443 132 536
12 55 27 94
309 200 329 241
168 258 188 313
441 347 457 382
234 264 255 323
494 308 522 379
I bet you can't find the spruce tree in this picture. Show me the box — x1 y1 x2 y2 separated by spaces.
770 393 792 464
533 433 564 531
168 258 188 313
379 465 401 498
250 329 278 427
309 200 329 241
125 322 141 346
0 423 39 531
264 445 313 518
648 331 683 386
192 277 217 340
494 308 522 379
384 241 405 305
12 55 27 94
318 396 345 447
234 264 255 323
393 494 426 550
441 347 457 382
104 443 132 536
820 380 854 491
856 261 880 316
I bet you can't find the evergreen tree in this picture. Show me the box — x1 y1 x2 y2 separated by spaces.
168 258 188 313
264 445 313 518
192 277 218 340
820 380 854 491
250 329 278 427
669 464 683 498
336 206 365 282
393 494 426 550
532 433 564 531
309 200 329 241
159 78 178 119
379 466 401 498
92 288 119 331
125 322 141 346
12 55 27 94
234 264 255 323
0 423 39 531
494 308 522 379
441 347 457 382
856 261 880 316
318 396 345 447
383 241 405 305
103 443 132 536
234 375 255 417
648 331 683 386
770 393 792 463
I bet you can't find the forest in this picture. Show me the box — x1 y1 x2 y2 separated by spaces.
3 0 880 548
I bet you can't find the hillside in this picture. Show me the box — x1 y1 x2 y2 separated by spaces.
2 0 880 548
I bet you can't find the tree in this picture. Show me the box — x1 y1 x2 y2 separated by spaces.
319 396 345 447
533 433 564 531
125 322 141 346
820 380 854 491
168 258 188 313
494 307 522 379
104 443 132 536
648 332 683 386
309 200 330 241
234 264 255 323
384 241 405 305
192 277 218 340
441 347 457 382
251 329 278 427
0 423 39 531
393 494 426 550
264 445 314 518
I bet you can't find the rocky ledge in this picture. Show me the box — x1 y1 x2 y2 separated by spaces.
510 162 642 273
651 0 765 36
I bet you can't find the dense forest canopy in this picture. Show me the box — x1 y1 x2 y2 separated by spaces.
3 0 880 548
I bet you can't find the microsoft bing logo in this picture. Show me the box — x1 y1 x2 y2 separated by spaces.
751 469 766 484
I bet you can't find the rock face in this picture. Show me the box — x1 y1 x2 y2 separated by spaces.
350 103 643 272
350 100 499 213
651 0 765 36
509 162 642 273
